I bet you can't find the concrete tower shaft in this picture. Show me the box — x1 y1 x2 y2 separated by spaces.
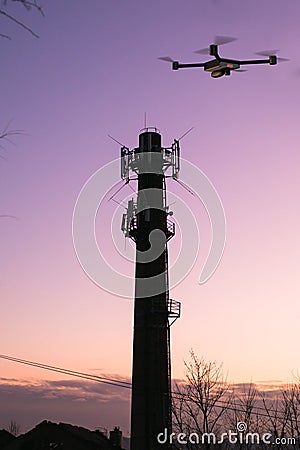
120 128 180 450
130 130 171 450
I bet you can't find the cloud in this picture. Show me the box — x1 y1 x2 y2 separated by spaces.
0 377 131 435
0 376 290 436
230 381 288 399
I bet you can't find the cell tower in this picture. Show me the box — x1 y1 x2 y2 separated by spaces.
120 127 181 450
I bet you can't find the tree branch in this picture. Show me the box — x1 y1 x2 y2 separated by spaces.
0 0 44 39
0 121 26 159
0 31 10 38
3 0 44 16
0 8 39 37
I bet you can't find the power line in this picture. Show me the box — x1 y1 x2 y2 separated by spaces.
172 393 288 422
0 354 131 390
174 392 286 416
1 353 296 423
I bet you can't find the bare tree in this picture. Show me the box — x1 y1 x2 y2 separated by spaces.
172 351 231 449
223 382 270 450
282 382 300 447
171 356 300 450
7 419 21 436
260 390 290 450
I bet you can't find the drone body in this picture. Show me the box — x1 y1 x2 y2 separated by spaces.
160 38 285 78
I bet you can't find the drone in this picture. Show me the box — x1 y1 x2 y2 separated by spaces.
159 36 288 78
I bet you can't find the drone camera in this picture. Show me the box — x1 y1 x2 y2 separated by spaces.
211 69 225 78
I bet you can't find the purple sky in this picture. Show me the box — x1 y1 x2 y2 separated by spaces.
1 0 300 434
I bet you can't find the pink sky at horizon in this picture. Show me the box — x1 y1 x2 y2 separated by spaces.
1 0 300 432
0 374 295 434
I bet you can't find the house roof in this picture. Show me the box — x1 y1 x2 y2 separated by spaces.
0 430 16 449
2 421 123 450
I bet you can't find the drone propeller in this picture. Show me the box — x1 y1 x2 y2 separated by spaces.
194 35 237 54
194 47 210 55
276 57 289 63
255 50 289 62
255 49 279 56
158 56 175 62
214 35 237 45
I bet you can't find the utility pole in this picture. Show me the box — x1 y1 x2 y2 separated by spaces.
121 127 181 450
